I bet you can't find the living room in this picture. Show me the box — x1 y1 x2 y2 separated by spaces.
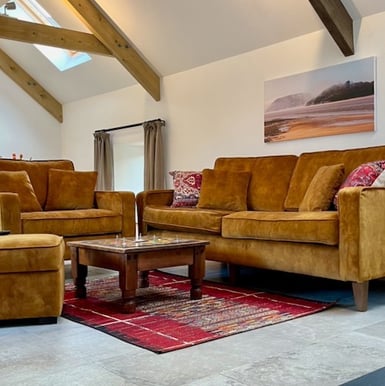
2 1 385 384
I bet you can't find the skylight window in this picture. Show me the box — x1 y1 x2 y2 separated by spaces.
1 0 91 71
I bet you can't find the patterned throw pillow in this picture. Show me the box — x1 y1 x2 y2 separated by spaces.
334 160 385 208
372 169 385 187
169 170 202 207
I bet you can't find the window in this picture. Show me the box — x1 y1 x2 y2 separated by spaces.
112 128 144 195
1 0 91 71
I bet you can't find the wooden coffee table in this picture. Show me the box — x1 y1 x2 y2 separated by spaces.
68 237 209 313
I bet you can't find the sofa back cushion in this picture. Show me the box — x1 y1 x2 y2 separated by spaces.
0 171 42 212
45 169 98 210
0 159 74 208
299 164 345 211
285 145 385 211
214 155 297 211
197 169 251 211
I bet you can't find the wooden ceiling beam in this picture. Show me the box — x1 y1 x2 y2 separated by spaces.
309 0 354 56
65 0 161 101
0 48 63 122
0 15 112 56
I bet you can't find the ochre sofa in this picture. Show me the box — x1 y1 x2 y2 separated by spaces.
0 159 136 259
0 234 65 322
137 145 385 311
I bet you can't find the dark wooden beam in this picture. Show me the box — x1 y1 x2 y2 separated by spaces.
309 0 354 56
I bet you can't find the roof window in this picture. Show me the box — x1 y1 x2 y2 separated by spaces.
1 0 91 71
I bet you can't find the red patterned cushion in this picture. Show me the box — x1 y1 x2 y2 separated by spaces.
334 160 385 208
169 170 202 207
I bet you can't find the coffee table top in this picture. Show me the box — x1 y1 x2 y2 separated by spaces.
68 236 209 253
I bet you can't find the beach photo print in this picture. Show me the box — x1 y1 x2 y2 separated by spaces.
264 57 375 143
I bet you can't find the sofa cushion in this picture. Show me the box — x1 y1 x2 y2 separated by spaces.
197 169 251 211
45 169 97 210
299 164 345 211
214 155 297 211
143 205 232 234
0 170 42 212
222 211 339 245
169 170 202 207
0 234 64 273
21 209 122 236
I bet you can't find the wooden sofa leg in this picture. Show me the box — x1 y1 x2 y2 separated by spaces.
228 264 240 285
352 281 369 312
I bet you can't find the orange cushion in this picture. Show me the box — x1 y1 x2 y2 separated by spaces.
45 169 97 210
0 170 42 212
299 164 345 211
197 169 251 211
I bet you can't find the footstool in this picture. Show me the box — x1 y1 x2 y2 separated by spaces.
0 234 65 323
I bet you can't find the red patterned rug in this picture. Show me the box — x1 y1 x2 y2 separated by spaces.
62 271 333 353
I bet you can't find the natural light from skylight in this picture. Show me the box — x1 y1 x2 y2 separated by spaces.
1 0 91 71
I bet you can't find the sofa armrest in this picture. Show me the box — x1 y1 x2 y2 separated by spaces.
94 191 136 237
136 190 174 235
339 186 385 281
0 193 22 234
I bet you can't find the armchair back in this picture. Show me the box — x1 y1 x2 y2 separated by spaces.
0 159 74 208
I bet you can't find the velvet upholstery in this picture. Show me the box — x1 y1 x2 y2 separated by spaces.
137 145 385 311
0 234 65 321
215 155 297 210
143 205 232 234
45 169 97 210
0 159 136 259
299 164 345 211
0 159 74 207
222 211 339 245
197 169 251 211
285 146 385 210
0 171 42 212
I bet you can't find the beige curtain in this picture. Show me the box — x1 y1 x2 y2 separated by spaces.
94 131 114 190
143 119 165 190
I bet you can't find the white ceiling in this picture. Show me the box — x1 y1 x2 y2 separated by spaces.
1 0 385 104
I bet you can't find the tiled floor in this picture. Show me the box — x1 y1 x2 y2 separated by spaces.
1 262 385 386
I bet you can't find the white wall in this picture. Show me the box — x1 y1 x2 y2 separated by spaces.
62 12 385 184
0 71 61 160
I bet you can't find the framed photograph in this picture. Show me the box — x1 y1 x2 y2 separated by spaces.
264 57 375 143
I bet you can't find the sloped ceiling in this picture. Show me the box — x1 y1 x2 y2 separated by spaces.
1 0 385 120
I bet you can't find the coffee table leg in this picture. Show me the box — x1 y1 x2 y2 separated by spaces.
120 253 138 313
138 271 150 288
70 246 88 298
189 246 206 300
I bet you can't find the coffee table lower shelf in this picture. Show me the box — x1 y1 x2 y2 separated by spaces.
68 238 209 313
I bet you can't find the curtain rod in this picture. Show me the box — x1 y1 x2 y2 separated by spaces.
94 118 164 134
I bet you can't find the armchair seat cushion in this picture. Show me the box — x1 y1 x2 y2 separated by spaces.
0 234 65 320
21 209 122 236
0 234 64 274
222 211 339 245
143 205 232 234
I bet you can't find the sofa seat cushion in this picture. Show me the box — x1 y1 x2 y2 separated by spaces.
0 234 64 273
143 205 232 234
21 209 122 236
222 211 339 245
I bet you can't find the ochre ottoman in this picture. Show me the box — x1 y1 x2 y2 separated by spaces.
0 234 65 322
